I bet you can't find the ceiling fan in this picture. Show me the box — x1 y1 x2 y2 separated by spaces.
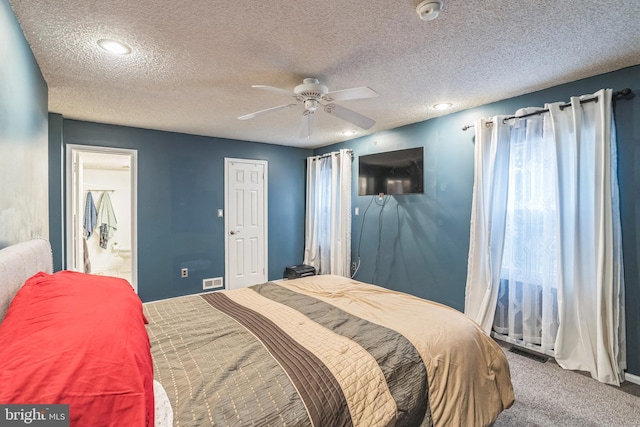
238 78 379 139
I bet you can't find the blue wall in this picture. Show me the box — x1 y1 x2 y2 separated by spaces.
49 120 311 302
48 113 64 269
0 0 49 247
316 65 640 376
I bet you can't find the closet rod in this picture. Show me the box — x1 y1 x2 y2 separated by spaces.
86 189 115 192
461 88 633 131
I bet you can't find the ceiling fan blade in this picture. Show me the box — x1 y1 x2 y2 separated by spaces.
322 86 378 102
324 103 376 129
252 85 297 98
237 104 297 120
299 110 315 139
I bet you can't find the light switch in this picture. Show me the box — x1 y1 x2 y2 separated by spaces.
217 209 223 217
355 207 359 216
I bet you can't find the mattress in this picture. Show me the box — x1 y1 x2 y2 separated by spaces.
144 275 514 426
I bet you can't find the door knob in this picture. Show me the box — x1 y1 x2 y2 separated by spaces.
229 230 239 235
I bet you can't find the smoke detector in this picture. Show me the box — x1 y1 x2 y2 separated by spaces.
416 0 443 21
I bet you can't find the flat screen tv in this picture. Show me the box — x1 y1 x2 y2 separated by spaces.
358 147 424 196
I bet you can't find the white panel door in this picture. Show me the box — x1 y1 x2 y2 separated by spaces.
72 151 84 273
225 159 267 289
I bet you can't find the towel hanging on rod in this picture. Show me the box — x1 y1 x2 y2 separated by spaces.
97 192 117 249
83 192 97 239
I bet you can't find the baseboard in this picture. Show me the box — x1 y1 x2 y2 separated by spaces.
625 372 640 385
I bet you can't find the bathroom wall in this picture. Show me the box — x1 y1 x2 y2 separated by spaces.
83 167 132 282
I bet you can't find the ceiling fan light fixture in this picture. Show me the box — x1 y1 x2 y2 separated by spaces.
304 99 319 112
97 39 132 55
416 0 443 21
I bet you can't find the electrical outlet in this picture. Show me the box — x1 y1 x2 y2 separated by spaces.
181 268 188 278
351 262 357 270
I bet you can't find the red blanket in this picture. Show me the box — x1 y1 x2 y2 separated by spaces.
0 271 154 427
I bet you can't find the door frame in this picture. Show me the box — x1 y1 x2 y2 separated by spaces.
65 145 138 291
224 158 268 290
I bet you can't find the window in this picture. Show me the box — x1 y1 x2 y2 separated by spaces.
493 117 559 352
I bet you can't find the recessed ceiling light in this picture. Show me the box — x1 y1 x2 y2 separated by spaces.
433 102 452 110
342 130 356 136
97 39 131 55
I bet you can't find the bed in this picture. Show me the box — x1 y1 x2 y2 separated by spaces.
144 274 515 426
0 239 171 427
0 239 514 426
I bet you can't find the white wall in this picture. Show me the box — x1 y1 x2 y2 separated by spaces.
83 167 131 277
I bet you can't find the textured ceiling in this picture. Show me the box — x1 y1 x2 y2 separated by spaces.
9 0 640 148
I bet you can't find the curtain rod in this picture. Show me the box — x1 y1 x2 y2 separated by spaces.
461 88 633 131
311 149 353 160
86 189 115 192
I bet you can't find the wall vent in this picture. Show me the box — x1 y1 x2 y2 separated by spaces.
203 277 223 290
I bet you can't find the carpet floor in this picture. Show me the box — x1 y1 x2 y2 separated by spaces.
493 343 640 426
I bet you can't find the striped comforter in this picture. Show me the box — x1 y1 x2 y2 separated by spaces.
144 275 514 427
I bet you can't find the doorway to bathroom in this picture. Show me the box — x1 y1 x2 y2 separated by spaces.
66 145 138 292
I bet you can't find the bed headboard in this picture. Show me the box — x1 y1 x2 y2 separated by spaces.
0 238 53 323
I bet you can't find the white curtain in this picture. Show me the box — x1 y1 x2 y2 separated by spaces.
303 149 352 276
465 89 626 385
549 89 626 385
464 117 512 332
494 108 560 353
